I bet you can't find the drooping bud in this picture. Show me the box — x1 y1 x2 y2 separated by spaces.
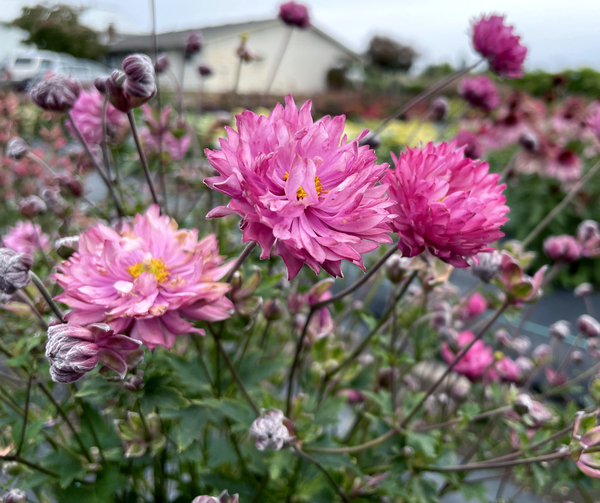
549 320 571 341
543 235 581 263
262 298 283 321
198 64 214 77
192 492 239 503
155 54 170 74
515 356 534 375
468 250 501 283
42 188 68 216
429 96 449 122
54 236 79 259
19 195 47 218
385 254 406 283
57 172 84 197
513 394 533 415
518 132 539 153
572 350 584 365
30 75 82 112
578 315 600 338
249 409 291 451
2 489 27 503
511 336 531 355
185 32 203 57
0 248 32 295
532 343 552 362
279 1 311 28
6 137 30 160
575 283 594 298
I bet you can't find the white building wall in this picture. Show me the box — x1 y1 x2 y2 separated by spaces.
162 25 351 95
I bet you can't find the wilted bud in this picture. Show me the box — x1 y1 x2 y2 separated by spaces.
31 75 81 112
279 1 311 28
385 254 405 283
513 394 533 415
532 343 552 362
185 32 203 57
249 409 291 451
262 298 283 321
494 328 511 346
6 137 30 160
572 350 584 365
155 54 170 74
42 188 68 216
429 96 449 121
54 236 79 259
0 248 32 295
518 132 539 153
578 315 600 338
198 64 214 77
575 283 594 298
2 489 27 503
543 235 581 263
468 250 501 283
549 320 571 341
19 195 47 218
512 336 531 355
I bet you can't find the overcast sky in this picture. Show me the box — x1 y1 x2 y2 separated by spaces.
3 0 600 72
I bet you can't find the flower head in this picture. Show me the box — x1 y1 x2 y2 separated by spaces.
384 141 508 267
249 409 291 451
185 32 203 57
545 149 581 183
19 195 47 219
3 221 50 256
0 248 32 295
198 64 214 77
549 320 570 340
586 102 600 141
205 95 393 279
279 2 310 28
441 330 495 381
6 137 30 160
577 315 600 338
54 205 233 350
577 220 600 258
472 15 527 78
543 235 581 262
65 90 125 145
458 76 500 112
46 323 142 383
31 75 82 112
459 292 487 321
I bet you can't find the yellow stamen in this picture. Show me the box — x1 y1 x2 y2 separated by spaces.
283 172 328 199
126 257 171 283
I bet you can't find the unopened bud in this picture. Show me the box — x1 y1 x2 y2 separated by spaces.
532 344 552 362
249 409 290 451
262 298 283 321
19 195 47 218
518 132 539 153
198 64 213 77
385 254 405 283
155 54 170 74
571 350 584 365
512 336 531 355
430 96 449 122
468 250 501 283
54 236 79 259
574 283 594 298
577 314 600 338
185 32 203 57
0 248 32 295
31 75 81 112
6 137 30 160
549 320 570 341
494 328 511 346
3 489 27 503
279 1 311 28
513 394 533 415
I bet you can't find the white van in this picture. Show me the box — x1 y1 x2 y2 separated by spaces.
0 51 70 90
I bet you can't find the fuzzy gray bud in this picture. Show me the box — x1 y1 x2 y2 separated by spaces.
31 75 81 112
249 409 290 451
578 315 600 338
0 248 32 294
513 394 533 415
549 320 570 341
385 254 406 283
19 195 47 218
6 137 30 160
3 489 27 503
468 250 501 283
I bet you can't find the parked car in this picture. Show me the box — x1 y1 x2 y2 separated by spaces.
28 59 112 89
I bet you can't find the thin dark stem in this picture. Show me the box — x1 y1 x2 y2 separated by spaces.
29 271 65 323
127 111 161 208
286 306 313 416
16 291 48 329
100 95 114 180
415 405 512 433
207 323 260 415
293 446 348 502
0 455 59 478
78 397 106 463
260 27 293 106
399 301 509 428
16 374 33 456
67 112 125 218
364 60 483 142
423 450 568 472
226 242 257 283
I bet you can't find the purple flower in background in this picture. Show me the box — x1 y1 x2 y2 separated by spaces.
3 221 50 256
185 32 203 57
543 235 581 263
455 129 484 159
279 1 310 28
458 76 500 112
66 90 126 145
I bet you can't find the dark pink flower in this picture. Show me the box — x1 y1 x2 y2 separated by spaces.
384 141 509 267
441 330 495 381
279 1 310 28
3 221 50 255
45 323 142 383
205 95 394 279
459 292 487 321
496 356 520 382
66 90 126 145
458 76 500 112
454 130 484 160
543 235 581 262
472 15 527 78
545 149 582 183
54 205 233 350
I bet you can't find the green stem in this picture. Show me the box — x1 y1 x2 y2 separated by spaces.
29 271 65 323
293 446 348 502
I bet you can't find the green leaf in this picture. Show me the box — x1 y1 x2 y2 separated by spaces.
406 431 438 459
460 481 488 503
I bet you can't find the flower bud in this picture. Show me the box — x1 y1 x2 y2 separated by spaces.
2 461 23 476
578 315 600 338
518 132 539 153
122 54 157 104
185 32 203 57
337 389 365 405
192 492 239 503
57 172 84 197
468 250 501 283
430 96 449 122
0 248 32 295
3 489 27 503
513 394 533 415
42 188 68 216
54 236 79 259
31 75 82 112
19 195 47 218
549 320 571 340
279 1 311 28
572 350 584 365
6 137 30 160
511 336 531 355
123 371 144 391
155 54 170 74
262 298 283 321
515 356 534 375
401 445 415 457
385 254 405 283
532 343 552 362
494 328 511 346
588 338 600 359
249 409 291 451
361 133 381 149
198 64 214 77
543 235 581 262
575 283 594 298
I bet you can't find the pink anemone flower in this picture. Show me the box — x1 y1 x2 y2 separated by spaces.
204 95 394 279
441 330 495 381
53 205 233 350
3 221 51 255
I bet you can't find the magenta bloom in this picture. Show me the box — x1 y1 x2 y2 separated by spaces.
496 356 520 383
3 221 50 255
472 15 527 78
384 141 509 267
205 95 394 279
454 130 484 160
441 330 494 381
545 148 582 183
459 291 487 321
543 235 581 263
54 205 233 350
458 76 500 112
66 90 125 145
279 2 310 28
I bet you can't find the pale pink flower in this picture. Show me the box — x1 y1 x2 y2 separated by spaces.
545 148 582 183
205 95 394 279
458 292 487 321
543 235 581 262
66 89 126 145
54 205 233 350
3 221 51 255
441 330 495 381
384 141 509 267
496 356 520 383
458 76 500 112
472 15 527 78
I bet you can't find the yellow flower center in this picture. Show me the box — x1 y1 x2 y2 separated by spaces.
126 257 170 283
283 172 328 200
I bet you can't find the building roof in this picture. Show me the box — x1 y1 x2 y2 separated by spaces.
108 18 361 61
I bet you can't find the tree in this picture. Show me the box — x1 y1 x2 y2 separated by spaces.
10 4 106 61
366 36 418 72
